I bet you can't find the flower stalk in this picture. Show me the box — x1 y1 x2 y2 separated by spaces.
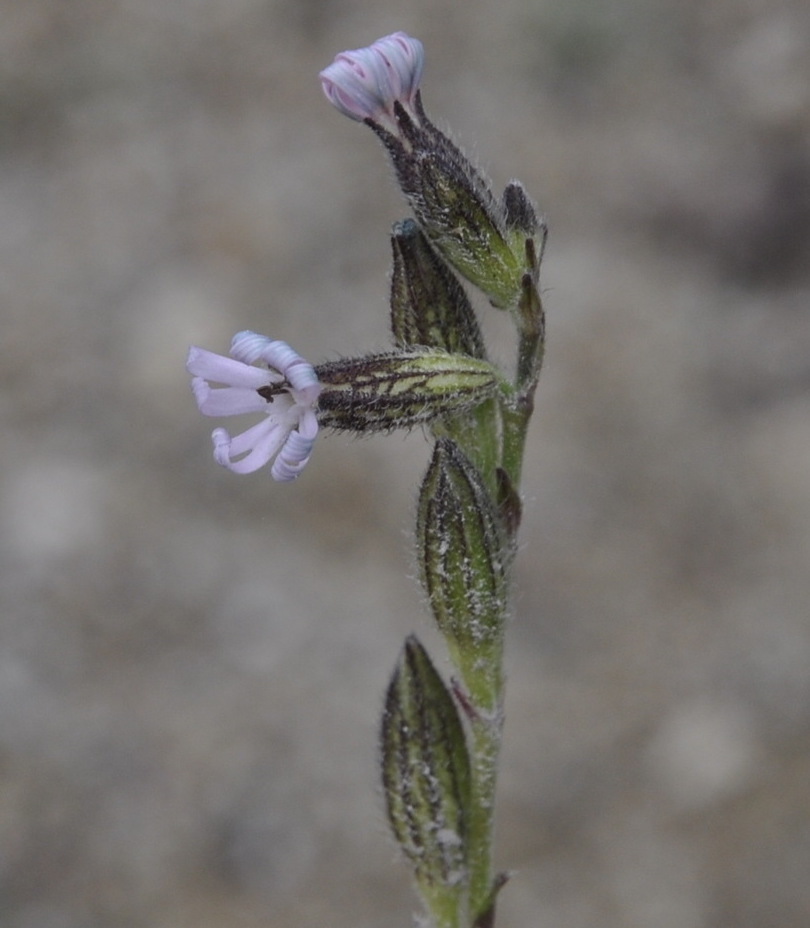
319 33 547 927
188 32 547 928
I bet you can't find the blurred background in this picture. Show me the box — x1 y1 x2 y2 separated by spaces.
2 1 809 926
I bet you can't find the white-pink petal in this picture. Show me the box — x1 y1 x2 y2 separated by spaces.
192 379 272 417
230 332 321 402
297 408 319 440
373 32 424 103
230 331 278 365
212 419 285 475
320 32 425 126
189 334 321 480
186 346 275 389
271 429 316 482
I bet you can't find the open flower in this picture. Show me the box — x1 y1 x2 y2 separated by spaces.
187 331 321 481
319 31 424 130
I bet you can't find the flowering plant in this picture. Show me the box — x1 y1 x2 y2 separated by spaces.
188 32 546 928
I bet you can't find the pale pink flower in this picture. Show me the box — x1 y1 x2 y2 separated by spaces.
187 332 321 481
319 32 424 130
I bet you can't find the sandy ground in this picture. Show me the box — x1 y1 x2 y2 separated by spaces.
2 1 809 926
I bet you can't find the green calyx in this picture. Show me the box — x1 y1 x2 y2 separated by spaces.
381 635 472 925
416 439 509 710
315 350 500 432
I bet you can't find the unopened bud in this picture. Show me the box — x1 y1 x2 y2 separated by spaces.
315 350 499 433
501 180 539 237
319 33 425 134
323 35 542 310
381 635 471 910
370 109 530 309
417 439 509 707
390 219 486 358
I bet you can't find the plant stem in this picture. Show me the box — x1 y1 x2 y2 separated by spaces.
466 706 504 921
466 260 545 925
501 271 545 491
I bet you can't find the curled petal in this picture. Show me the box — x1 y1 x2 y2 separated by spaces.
230 331 282 368
230 332 321 404
259 340 322 401
190 333 321 480
226 416 283 459
191 378 272 417
297 408 319 441
187 346 274 389
212 418 286 475
271 429 316 482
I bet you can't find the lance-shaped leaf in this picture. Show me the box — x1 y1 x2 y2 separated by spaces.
390 218 486 359
315 350 499 433
381 635 472 917
417 440 509 708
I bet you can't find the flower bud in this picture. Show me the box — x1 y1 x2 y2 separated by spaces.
501 180 547 298
390 218 486 359
381 635 471 911
315 350 499 433
501 180 539 237
321 34 541 309
319 33 424 133
374 114 527 308
417 440 509 707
